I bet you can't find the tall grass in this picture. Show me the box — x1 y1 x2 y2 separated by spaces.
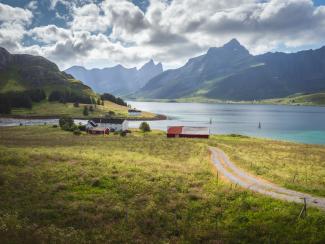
0 126 325 243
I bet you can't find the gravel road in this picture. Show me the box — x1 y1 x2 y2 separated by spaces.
209 147 325 211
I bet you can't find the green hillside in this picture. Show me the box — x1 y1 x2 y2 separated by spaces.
261 93 325 106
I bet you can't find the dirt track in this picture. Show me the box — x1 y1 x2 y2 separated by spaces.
209 147 325 211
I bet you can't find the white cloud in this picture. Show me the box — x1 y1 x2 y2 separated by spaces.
2 0 325 70
0 3 33 49
30 25 71 44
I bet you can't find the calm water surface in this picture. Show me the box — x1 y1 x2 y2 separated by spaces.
1 102 324 145
128 102 325 145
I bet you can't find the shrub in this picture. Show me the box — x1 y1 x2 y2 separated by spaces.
73 129 81 136
59 117 75 131
139 122 151 132
83 106 89 116
52 125 58 128
59 117 74 128
89 106 94 112
120 131 127 137
73 102 79 107
105 111 115 118
0 97 11 114
78 125 86 131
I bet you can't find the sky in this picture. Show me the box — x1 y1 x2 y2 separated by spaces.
1 0 325 70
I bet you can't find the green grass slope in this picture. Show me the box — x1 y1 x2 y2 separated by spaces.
0 47 97 100
0 126 325 243
9 100 158 119
261 93 325 106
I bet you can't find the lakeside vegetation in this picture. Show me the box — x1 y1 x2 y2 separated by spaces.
0 126 325 243
131 92 325 106
4 100 157 119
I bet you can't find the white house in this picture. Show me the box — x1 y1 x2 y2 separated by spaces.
86 118 128 132
128 109 142 116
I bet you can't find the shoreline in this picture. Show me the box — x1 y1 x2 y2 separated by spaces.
0 113 167 121
128 98 325 107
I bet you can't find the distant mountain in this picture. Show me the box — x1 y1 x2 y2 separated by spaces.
65 60 163 96
137 39 325 101
0 47 95 99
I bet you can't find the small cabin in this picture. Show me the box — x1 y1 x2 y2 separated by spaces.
167 126 210 139
86 118 128 132
128 109 142 116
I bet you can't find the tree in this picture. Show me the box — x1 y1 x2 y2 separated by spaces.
97 99 101 105
89 106 94 112
0 96 11 114
139 122 151 132
101 93 127 106
48 90 63 102
107 111 115 117
101 100 104 106
83 106 89 116
59 116 74 131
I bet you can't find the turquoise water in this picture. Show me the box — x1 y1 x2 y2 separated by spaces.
128 102 325 145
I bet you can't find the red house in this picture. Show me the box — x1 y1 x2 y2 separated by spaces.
167 126 210 139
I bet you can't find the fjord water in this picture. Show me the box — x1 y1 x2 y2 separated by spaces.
128 101 325 145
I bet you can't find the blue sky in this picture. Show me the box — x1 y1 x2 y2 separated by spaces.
1 0 325 70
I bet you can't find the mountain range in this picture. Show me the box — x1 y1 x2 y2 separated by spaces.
65 60 163 96
136 39 325 101
0 47 95 99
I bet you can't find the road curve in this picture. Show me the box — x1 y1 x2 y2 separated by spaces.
209 147 325 211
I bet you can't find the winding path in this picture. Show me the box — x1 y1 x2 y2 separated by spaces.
209 147 325 211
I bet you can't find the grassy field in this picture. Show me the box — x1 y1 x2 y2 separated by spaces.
131 92 325 106
261 93 325 106
0 127 325 243
8 100 158 119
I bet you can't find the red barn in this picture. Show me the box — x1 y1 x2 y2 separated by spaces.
167 126 210 138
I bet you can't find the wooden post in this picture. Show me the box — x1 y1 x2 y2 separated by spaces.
298 197 307 219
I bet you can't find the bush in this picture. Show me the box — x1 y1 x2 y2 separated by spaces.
73 129 81 136
89 106 94 112
52 125 58 128
0 97 11 114
59 117 75 131
83 106 89 116
73 102 79 107
120 131 127 137
78 125 86 131
107 111 115 117
139 122 151 132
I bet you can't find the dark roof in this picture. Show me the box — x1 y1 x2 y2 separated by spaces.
90 118 126 124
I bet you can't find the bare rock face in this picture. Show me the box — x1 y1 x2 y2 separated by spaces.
138 39 325 100
65 60 163 96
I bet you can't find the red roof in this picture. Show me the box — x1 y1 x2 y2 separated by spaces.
167 126 183 134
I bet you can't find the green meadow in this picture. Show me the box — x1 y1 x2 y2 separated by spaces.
8 100 157 119
0 126 325 243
